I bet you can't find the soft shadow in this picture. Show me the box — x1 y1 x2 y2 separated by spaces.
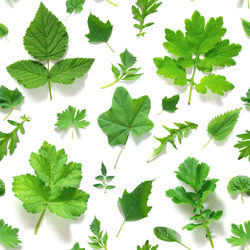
157 75 188 93
5 0 20 7
198 92 224 106
237 0 244 7
23 86 49 103
133 132 152 146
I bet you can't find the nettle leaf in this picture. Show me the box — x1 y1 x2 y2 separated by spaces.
235 130 250 161
117 180 153 237
86 13 114 52
0 179 5 196
12 141 90 234
0 23 8 38
241 88 250 107
98 87 154 169
66 0 85 14
137 240 158 250
147 121 198 162
0 115 30 161
7 3 94 100
0 219 22 248
159 94 179 114
132 0 162 37
55 105 90 139
0 85 24 120
204 108 242 147
154 11 241 104
226 221 250 248
102 49 143 89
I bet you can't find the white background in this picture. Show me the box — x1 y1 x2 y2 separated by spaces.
0 0 249 249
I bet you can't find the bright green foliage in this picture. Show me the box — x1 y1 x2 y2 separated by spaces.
71 243 85 250
0 115 30 161
166 157 222 248
0 219 21 248
235 131 250 161
101 49 143 89
0 23 8 38
12 141 90 234
153 227 191 249
132 0 162 37
159 94 179 114
0 85 24 120
55 105 90 139
93 162 115 193
227 176 250 204
226 221 250 248
154 11 241 104
66 0 85 13
241 89 250 106
147 121 198 162
117 180 153 237
7 3 94 100
98 87 154 169
86 14 114 52
0 179 5 196
242 19 250 36
88 217 109 250
137 240 158 250
204 108 242 147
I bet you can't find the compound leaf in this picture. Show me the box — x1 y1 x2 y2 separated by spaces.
234 130 250 161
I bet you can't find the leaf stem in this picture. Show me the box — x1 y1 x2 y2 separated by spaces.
71 126 74 139
247 242 249 250
105 42 114 53
188 64 197 105
47 60 52 100
101 78 120 89
248 0 250 8
179 242 192 250
116 219 126 238
157 110 163 116
241 191 244 204
3 107 14 121
114 142 127 170
106 0 117 6
203 137 213 148
201 217 214 248
34 208 46 235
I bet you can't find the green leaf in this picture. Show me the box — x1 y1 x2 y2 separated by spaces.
93 184 104 189
98 87 153 168
0 23 8 38
234 130 250 161
49 58 95 84
0 85 24 114
241 88 250 106
0 219 21 248
12 141 90 234
132 0 162 37
228 176 250 203
66 0 85 13
206 108 241 144
195 74 234 95
226 221 250 247
242 18 250 36
137 240 158 250
166 186 196 205
86 13 113 50
7 60 49 89
120 49 137 70
90 217 101 237
101 162 107 176
147 121 198 162
112 64 120 79
153 227 179 242
71 243 85 250
23 2 68 61
161 94 179 113
0 115 30 161
0 179 5 196
55 105 90 138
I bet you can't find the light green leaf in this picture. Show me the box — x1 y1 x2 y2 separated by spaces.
66 0 85 13
137 240 158 250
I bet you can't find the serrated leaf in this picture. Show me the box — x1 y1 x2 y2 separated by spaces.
137 240 158 250
0 23 8 38
161 94 179 113
234 130 250 161
66 0 85 13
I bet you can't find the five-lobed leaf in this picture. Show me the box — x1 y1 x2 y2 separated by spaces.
0 219 21 248
66 0 85 14
234 130 250 161
137 240 158 250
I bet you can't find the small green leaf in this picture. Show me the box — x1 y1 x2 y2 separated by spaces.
137 240 158 250
0 23 8 38
66 0 85 14
242 18 250 36
161 94 179 113
90 217 101 237
234 130 250 161
241 88 250 106
0 179 5 196
153 227 179 242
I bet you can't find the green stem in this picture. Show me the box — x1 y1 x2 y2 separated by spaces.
5 36 9 42
201 217 214 248
3 107 14 121
248 0 249 8
106 0 117 6
105 42 115 53
203 137 213 148
179 242 192 250
101 78 120 89
116 219 126 238
247 241 249 250
114 142 127 170
241 191 244 204
47 60 52 100
188 64 197 105
71 126 74 139
157 110 163 116
34 208 46 235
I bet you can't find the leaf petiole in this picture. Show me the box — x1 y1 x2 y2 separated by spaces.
188 63 197 105
179 242 192 250
203 137 213 148
116 219 125 237
106 0 117 6
105 42 114 53
34 208 46 235
114 142 127 169
3 107 14 121
47 60 52 100
241 191 244 204
101 78 120 89
157 110 163 116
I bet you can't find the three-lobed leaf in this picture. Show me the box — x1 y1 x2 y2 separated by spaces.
66 0 85 13
161 94 179 113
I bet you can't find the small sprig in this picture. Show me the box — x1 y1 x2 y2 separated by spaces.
101 49 143 89
93 163 115 193
88 217 109 250
132 0 162 37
